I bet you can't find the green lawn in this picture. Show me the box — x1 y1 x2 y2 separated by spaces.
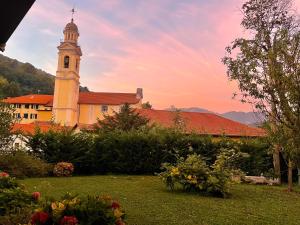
20 176 300 225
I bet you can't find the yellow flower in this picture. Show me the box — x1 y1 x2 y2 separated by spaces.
187 175 192 180
51 202 65 211
114 208 124 218
170 167 180 176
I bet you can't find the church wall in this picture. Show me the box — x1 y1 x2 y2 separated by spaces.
78 102 142 125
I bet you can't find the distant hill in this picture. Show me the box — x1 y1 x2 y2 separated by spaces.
0 54 89 99
165 107 265 125
221 111 265 125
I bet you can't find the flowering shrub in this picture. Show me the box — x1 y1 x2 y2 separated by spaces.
0 171 9 178
0 172 38 225
53 162 74 177
30 193 126 225
159 152 243 197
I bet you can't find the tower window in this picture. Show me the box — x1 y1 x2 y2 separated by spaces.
64 56 70 68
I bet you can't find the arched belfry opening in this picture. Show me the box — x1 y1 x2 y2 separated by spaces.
64 55 70 68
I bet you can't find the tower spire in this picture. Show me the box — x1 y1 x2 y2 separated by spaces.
71 7 76 22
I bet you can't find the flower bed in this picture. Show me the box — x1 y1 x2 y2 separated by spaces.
30 193 126 225
0 172 126 225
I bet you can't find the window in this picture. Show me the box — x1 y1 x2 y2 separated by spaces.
31 104 39 109
14 104 21 108
16 113 21 119
64 56 70 68
30 114 37 119
23 113 28 119
25 104 29 109
101 105 108 112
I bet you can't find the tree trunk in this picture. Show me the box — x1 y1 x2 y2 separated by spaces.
288 159 293 192
273 144 281 184
298 168 300 186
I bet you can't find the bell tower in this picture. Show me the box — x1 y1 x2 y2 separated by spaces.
52 17 82 126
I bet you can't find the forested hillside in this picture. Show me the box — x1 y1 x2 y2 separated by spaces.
0 54 88 99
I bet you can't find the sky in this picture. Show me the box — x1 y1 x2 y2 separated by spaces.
3 0 300 113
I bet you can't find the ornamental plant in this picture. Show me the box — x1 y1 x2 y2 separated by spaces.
0 172 38 224
30 193 126 225
53 162 74 177
159 151 243 197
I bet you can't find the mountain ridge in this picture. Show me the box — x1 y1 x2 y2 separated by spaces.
165 107 265 125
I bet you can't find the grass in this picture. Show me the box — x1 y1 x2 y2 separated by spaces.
20 176 300 225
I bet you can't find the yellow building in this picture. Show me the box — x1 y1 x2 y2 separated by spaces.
4 19 143 126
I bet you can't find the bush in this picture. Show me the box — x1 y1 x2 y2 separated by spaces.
0 150 52 178
53 162 74 177
0 174 37 224
159 151 243 197
30 193 126 225
26 127 272 176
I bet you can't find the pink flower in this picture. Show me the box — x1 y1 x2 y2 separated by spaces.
31 211 49 224
60 216 79 225
32 192 41 201
0 172 9 178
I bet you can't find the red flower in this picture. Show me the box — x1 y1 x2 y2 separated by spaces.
0 172 9 178
31 211 49 224
32 192 41 201
111 201 120 209
116 219 125 225
60 216 79 225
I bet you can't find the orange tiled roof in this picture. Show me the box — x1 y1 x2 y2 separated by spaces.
3 92 139 106
137 109 266 137
3 95 53 105
78 92 139 105
12 122 63 135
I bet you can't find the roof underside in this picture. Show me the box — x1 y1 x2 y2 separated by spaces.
0 0 36 51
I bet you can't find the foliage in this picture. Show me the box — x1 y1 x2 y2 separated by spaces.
0 150 52 178
53 162 74 177
0 54 89 98
222 0 300 188
0 174 37 224
26 128 272 176
0 76 21 99
158 151 243 197
30 193 125 225
94 103 150 132
141 101 152 109
0 102 16 152
26 129 93 174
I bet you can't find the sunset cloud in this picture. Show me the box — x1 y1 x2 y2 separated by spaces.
5 0 297 113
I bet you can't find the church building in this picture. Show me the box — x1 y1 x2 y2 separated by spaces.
4 18 143 127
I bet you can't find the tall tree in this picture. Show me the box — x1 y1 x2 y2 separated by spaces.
94 103 150 132
0 102 17 152
222 0 300 190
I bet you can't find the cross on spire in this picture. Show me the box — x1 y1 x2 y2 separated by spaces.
71 7 76 21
